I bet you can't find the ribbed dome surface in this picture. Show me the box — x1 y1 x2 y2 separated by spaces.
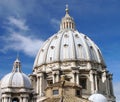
88 93 108 102
34 6 105 69
1 58 31 89
1 72 31 89
34 30 105 68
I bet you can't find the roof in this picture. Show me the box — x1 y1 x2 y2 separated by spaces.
43 95 88 102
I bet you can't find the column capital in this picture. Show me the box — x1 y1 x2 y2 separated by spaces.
71 67 79 70
52 70 60 75
2 94 11 97
71 67 79 74
37 72 44 77
20 94 29 98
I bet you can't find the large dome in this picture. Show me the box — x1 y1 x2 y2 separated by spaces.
34 30 105 68
34 7 105 70
1 58 31 89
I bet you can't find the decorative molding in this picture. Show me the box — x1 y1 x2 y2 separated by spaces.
62 62 71 67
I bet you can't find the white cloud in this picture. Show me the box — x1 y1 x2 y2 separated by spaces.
1 16 44 57
7 16 29 31
2 32 43 57
114 82 120 102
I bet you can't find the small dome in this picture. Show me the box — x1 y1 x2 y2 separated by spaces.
1 58 31 89
1 72 31 89
88 93 107 102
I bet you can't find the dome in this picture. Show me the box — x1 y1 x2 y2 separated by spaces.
1 58 31 89
88 93 108 102
33 6 105 71
1 72 31 89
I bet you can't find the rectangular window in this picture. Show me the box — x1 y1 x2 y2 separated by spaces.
47 80 53 85
79 78 87 89
76 90 80 96
53 90 59 95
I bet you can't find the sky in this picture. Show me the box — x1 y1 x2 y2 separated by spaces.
0 0 120 101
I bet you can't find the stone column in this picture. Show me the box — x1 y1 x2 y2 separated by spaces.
23 97 26 102
23 96 28 102
1 98 3 102
3 97 5 102
102 70 109 95
94 72 98 93
102 70 107 83
52 70 60 83
76 71 79 85
55 71 60 82
71 67 79 84
2 95 10 102
8 97 11 102
20 97 23 102
89 70 94 94
106 75 110 95
52 72 55 83
109 74 114 96
39 73 44 96
37 76 40 94
72 71 75 83
2 97 4 102
4 97 7 102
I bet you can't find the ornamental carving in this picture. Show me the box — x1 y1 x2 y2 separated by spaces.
47 64 56 68
77 62 86 67
62 62 71 67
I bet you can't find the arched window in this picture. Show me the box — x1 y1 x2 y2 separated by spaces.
12 98 19 102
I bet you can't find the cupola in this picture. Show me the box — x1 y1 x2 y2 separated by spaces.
60 5 75 30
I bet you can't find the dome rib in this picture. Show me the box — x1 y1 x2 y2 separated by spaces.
90 41 100 62
8 72 15 87
58 31 65 62
45 34 60 63
79 33 90 60
71 31 77 60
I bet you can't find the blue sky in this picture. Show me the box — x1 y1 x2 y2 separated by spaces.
0 0 120 101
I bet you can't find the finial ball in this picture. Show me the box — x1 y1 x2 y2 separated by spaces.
65 4 69 13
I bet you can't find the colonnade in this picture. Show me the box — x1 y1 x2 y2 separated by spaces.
89 70 98 94
90 69 114 96
1 94 29 102
37 72 44 96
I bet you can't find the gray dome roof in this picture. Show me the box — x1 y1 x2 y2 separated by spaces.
34 30 105 67
1 72 31 89
1 58 31 89
88 93 108 102
34 7 105 69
